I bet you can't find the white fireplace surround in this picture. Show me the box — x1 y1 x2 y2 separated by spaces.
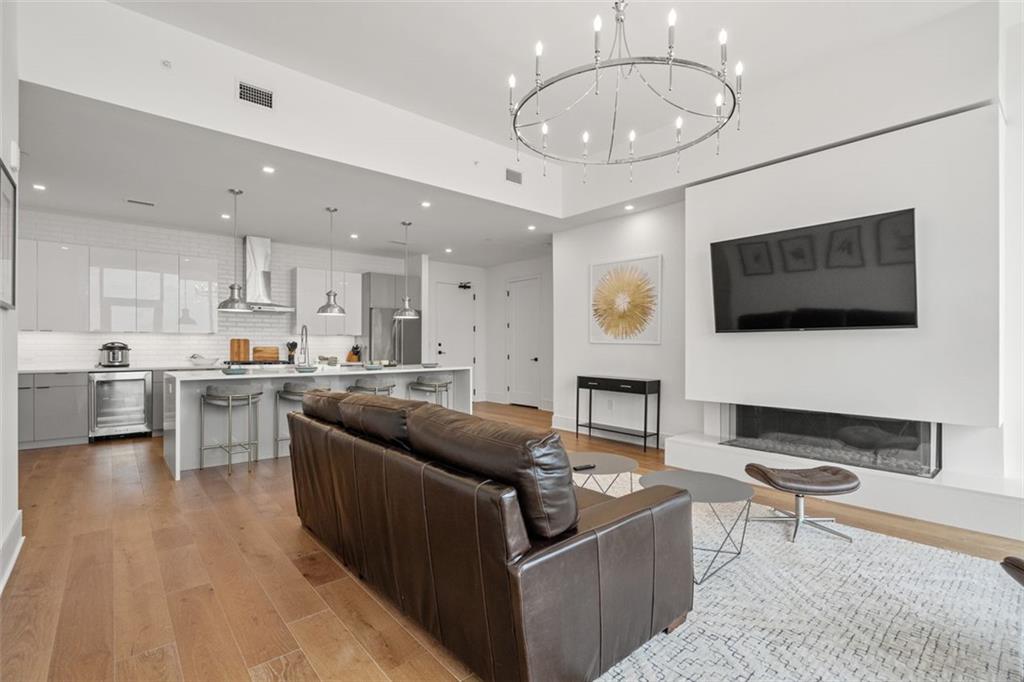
675 106 1023 539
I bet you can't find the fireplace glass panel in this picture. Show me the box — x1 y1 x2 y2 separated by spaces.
721 404 940 478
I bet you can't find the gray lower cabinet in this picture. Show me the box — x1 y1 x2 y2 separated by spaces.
33 373 88 442
18 384 34 443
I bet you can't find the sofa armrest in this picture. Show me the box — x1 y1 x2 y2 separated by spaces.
509 486 693 681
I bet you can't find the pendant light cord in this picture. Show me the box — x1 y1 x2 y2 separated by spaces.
326 207 338 289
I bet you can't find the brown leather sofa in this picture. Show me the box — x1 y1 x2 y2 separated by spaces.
288 391 694 682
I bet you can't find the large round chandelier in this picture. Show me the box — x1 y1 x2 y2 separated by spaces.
507 1 745 182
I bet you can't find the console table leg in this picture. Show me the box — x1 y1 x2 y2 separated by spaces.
643 393 649 452
575 387 580 438
588 388 593 437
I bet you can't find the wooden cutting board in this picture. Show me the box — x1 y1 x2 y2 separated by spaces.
252 346 280 362
229 338 250 362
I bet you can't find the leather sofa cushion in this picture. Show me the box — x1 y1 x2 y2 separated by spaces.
302 389 351 425
302 390 426 450
408 404 578 539
337 394 426 450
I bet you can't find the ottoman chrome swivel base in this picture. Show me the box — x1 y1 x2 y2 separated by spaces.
745 463 861 543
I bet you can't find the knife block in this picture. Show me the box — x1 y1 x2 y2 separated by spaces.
229 338 250 362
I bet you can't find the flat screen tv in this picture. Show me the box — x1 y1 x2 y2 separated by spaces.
710 208 917 332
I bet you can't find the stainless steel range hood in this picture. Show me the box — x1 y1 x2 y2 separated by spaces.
243 236 295 312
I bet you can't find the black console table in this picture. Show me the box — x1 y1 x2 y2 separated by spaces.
575 375 661 452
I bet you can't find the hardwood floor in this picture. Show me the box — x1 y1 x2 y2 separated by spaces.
2 402 1021 682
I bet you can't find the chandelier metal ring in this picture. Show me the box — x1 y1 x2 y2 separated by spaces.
506 1 745 176
512 57 737 166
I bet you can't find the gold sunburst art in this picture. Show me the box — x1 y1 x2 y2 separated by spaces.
592 264 657 339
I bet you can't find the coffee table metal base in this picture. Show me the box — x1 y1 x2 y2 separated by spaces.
693 499 752 585
576 472 634 495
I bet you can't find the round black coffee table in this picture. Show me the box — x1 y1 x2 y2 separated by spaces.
569 452 638 494
640 470 753 585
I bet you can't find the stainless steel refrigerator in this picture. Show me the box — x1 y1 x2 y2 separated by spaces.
367 308 422 365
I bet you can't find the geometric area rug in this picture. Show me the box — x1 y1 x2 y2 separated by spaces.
575 473 1024 682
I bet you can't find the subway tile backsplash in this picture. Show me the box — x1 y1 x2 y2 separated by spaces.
18 210 405 369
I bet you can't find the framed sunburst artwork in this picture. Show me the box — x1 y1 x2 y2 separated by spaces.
589 255 662 344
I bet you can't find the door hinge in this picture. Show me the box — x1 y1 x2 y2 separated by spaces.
507 385 510 392
473 388 477 396
472 293 476 301
507 354 510 360
506 290 510 297
472 356 476 363
472 325 476 332
507 322 510 329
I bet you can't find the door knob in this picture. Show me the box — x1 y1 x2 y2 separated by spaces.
531 357 539 362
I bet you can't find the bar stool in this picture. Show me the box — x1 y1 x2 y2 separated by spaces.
200 383 262 475
408 374 453 407
274 382 328 457
347 377 396 396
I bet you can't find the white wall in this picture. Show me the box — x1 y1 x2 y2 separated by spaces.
552 204 702 442
18 209 405 368
686 106 1001 428
17 1 562 218
562 2 999 216
427 260 487 398
0 0 21 591
484 254 554 410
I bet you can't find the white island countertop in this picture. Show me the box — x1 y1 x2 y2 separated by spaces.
164 364 471 382
162 364 473 479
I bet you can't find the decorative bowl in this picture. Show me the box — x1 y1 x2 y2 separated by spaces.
294 365 318 374
189 355 220 367
221 367 247 375
362 364 383 371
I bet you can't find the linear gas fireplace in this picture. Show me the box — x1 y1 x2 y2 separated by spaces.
721 404 940 478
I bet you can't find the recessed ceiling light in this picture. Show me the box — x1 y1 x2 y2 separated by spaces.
220 213 231 220
349 233 359 239
527 224 536 231
624 204 635 211
421 201 431 208
262 166 275 174
444 248 453 253
32 184 46 191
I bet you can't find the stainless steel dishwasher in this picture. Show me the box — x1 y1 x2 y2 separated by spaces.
88 370 153 440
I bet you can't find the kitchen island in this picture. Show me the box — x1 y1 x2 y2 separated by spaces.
163 365 472 479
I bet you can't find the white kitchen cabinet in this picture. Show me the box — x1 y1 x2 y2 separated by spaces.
294 267 327 335
296 267 363 336
90 246 137 332
343 271 363 336
137 250 179 333
36 241 90 332
178 255 218 334
17 239 37 331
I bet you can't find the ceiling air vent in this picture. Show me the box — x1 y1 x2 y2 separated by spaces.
238 81 273 109
126 199 155 207
505 168 523 185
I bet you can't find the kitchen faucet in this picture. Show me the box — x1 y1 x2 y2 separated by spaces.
299 324 310 366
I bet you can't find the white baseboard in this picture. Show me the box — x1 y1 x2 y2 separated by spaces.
0 509 24 594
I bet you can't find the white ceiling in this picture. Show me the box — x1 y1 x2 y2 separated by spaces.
114 1 973 145
18 83 556 267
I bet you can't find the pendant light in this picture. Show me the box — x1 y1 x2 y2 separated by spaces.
316 207 346 316
394 221 419 320
217 188 251 313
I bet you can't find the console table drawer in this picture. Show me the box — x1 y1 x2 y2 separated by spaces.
577 376 658 394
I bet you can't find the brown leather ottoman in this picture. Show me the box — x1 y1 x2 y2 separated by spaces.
1003 556 1024 588
745 463 860 542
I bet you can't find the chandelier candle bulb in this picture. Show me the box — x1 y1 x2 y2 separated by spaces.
535 41 543 77
594 15 602 52
719 29 728 70
668 9 677 50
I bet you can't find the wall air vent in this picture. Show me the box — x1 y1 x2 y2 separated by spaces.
126 199 155 207
238 81 273 109
505 168 523 184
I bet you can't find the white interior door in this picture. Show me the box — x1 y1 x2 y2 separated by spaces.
507 276 541 407
434 282 476 392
